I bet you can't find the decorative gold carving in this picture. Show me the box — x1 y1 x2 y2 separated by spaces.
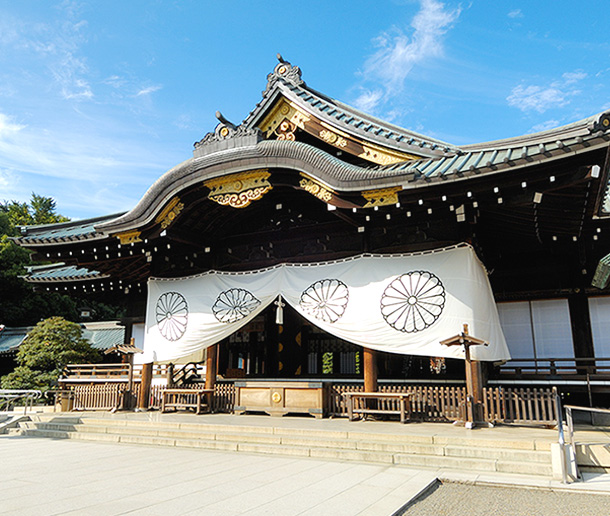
359 145 408 165
362 187 402 208
319 129 348 148
115 230 142 245
272 392 282 403
205 169 272 209
277 120 296 141
299 175 334 203
155 197 185 229
258 98 310 138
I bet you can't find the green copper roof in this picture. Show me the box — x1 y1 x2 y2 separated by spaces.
24 263 107 283
14 213 124 246
0 322 125 354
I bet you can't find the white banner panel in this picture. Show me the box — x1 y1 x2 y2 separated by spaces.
144 245 510 363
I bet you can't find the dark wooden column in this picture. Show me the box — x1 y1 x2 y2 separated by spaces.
568 293 595 360
137 362 153 410
205 344 218 410
205 344 218 391
363 347 378 392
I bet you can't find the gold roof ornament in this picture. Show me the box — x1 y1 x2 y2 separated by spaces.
114 229 142 245
156 197 185 229
205 169 273 209
362 187 402 208
299 174 334 203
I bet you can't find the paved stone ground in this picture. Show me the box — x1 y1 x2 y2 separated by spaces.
401 482 610 516
0 436 436 516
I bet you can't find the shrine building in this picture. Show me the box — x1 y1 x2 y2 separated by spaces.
13 56 610 408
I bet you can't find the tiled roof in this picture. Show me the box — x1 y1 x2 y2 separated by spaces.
242 62 458 159
372 111 607 182
13 213 124 246
0 328 27 354
0 321 124 354
81 322 125 350
23 263 108 283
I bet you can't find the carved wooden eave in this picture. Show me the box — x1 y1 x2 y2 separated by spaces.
362 187 403 208
155 196 185 229
204 169 272 208
114 229 142 245
299 173 335 204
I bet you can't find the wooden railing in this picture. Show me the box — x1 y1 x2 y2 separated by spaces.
497 357 610 378
327 383 466 422
54 376 558 426
328 383 557 425
60 363 171 383
482 386 557 425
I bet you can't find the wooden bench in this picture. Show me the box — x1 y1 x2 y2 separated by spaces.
161 388 214 414
343 392 411 424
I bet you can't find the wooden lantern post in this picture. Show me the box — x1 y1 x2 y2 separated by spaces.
439 324 488 428
103 338 143 410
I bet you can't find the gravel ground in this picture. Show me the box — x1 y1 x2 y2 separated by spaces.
401 482 610 516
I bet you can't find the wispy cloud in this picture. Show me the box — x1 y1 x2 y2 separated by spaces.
507 70 587 113
0 113 25 138
508 9 524 19
136 85 163 97
354 0 460 113
530 119 560 133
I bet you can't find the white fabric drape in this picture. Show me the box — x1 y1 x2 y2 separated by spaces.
144 244 510 363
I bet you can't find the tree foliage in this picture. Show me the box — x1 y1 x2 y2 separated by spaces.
0 317 101 391
0 193 125 326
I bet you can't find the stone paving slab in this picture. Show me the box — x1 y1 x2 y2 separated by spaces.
0 435 437 516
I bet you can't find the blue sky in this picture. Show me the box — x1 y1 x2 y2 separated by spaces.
1 0 609 220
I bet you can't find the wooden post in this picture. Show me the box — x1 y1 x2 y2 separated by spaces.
137 362 153 410
363 347 378 392
205 344 218 410
126 338 135 410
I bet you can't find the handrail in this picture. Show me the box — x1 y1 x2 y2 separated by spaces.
563 404 610 483
0 389 42 414
554 387 568 484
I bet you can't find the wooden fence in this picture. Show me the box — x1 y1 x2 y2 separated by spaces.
57 381 557 426
327 383 465 422
482 386 557 425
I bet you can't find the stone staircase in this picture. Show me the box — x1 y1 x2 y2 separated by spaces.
9 414 554 477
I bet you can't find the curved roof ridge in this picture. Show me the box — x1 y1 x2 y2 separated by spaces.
461 112 601 152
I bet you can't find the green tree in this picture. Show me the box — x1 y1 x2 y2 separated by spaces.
0 193 69 230
0 317 101 392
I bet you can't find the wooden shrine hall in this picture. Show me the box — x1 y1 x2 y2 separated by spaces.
13 55 610 420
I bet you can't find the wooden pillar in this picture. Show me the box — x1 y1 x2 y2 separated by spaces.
137 362 153 410
363 347 378 392
126 338 135 410
205 344 218 411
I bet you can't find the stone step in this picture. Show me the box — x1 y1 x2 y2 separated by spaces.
18 420 553 477
28 415 553 452
24 420 550 459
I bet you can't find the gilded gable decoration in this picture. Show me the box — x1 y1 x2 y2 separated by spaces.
259 98 310 139
156 197 185 229
362 187 402 208
299 174 334 203
205 170 272 209
114 230 142 245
